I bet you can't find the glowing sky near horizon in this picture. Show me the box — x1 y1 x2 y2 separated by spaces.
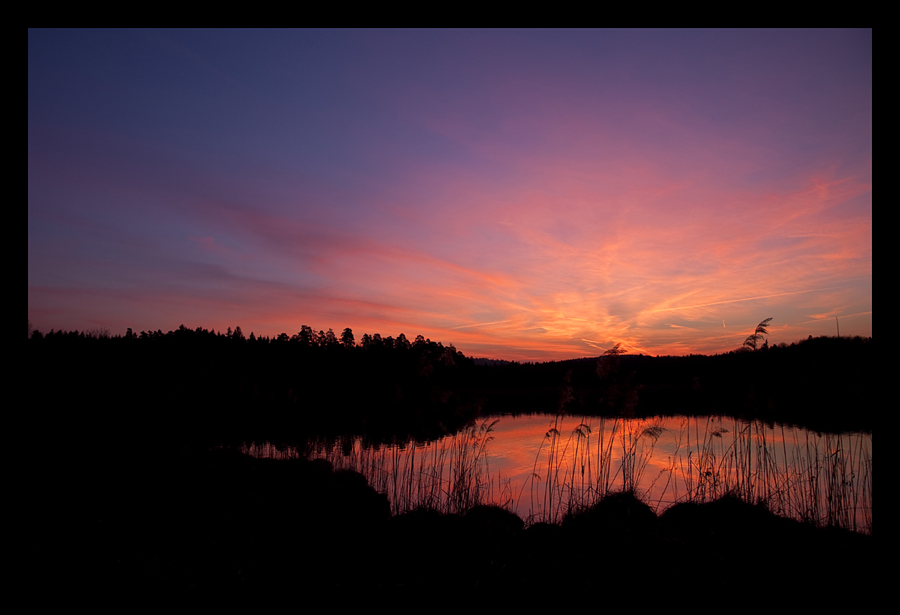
28 29 872 361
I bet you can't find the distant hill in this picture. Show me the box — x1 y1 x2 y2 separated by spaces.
467 335 873 433
472 357 516 366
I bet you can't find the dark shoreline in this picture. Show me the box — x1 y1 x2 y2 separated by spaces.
31 448 871 600
27 331 874 448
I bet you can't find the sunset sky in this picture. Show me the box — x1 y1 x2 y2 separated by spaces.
28 29 872 361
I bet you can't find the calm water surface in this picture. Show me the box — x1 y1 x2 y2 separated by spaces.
245 414 872 532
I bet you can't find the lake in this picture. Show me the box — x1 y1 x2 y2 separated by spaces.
242 413 872 533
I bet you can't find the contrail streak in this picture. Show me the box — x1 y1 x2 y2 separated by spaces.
647 287 834 314
451 319 512 330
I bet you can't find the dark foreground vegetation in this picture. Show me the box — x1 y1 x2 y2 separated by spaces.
35 448 872 602
25 324 873 599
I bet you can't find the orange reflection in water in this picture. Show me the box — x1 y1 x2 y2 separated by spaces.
257 414 871 533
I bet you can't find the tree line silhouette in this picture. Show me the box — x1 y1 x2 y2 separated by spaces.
28 320 873 450
27 323 481 451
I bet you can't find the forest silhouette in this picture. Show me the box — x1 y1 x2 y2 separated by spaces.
28 322 873 443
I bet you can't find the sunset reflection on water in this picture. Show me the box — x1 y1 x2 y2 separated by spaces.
248 413 872 533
